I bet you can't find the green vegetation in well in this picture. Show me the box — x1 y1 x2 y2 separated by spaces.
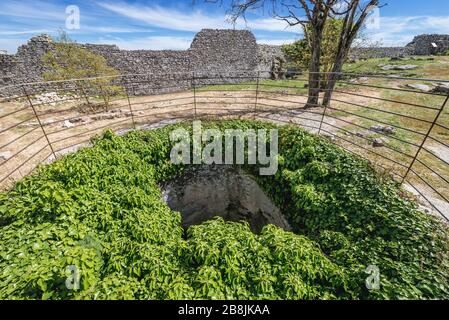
1 120 448 300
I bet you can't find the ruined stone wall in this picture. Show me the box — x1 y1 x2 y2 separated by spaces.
257 45 286 79
349 47 411 60
0 29 284 97
348 34 449 60
406 34 449 55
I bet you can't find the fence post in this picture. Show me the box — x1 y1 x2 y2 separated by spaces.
22 85 56 160
192 72 197 119
401 94 449 184
125 78 136 129
254 71 260 120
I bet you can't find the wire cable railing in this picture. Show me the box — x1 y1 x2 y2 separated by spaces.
0 70 448 221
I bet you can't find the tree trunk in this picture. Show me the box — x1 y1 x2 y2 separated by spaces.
305 33 323 108
322 49 347 107
322 0 378 107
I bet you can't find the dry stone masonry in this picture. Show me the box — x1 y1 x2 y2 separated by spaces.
406 34 449 55
349 34 449 60
0 29 286 97
2 31 449 97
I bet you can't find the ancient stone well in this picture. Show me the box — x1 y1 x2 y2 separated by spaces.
160 165 290 233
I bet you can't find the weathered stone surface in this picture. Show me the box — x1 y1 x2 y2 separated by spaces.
0 151 12 161
370 124 395 135
406 34 449 55
373 137 387 147
379 64 418 71
406 83 433 92
432 82 449 94
349 34 449 60
348 77 369 84
161 165 291 233
62 120 74 128
349 47 411 60
0 29 286 97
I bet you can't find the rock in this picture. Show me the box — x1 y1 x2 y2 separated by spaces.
70 117 84 123
356 131 369 138
406 83 433 92
322 133 336 142
91 114 116 121
349 77 369 84
62 120 74 128
42 118 55 125
432 82 449 94
18 121 39 128
379 64 418 71
373 138 387 147
370 124 396 135
370 124 385 132
32 92 65 106
0 151 12 161
383 126 396 135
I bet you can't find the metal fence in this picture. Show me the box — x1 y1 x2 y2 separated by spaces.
0 71 448 221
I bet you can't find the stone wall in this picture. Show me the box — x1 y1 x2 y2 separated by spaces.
406 34 449 55
349 34 449 60
349 47 411 60
0 29 285 97
257 45 286 79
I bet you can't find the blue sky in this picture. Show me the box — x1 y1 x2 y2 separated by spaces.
0 0 449 53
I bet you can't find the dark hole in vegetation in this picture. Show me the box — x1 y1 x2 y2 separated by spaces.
160 165 291 233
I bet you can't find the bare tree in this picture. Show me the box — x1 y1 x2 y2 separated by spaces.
204 0 382 108
278 1 338 108
205 0 339 108
322 0 381 107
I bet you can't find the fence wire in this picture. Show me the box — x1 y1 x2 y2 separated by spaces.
0 71 448 220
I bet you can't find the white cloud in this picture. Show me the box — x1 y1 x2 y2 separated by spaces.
367 15 449 46
0 0 65 21
73 26 154 34
98 2 298 33
0 38 28 54
0 29 52 36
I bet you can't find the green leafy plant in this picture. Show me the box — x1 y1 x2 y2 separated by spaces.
282 19 344 86
0 120 448 300
41 32 122 110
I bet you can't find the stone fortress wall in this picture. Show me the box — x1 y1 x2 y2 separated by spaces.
1 31 449 97
349 34 449 60
0 29 285 97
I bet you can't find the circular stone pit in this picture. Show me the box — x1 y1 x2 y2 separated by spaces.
160 165 291 233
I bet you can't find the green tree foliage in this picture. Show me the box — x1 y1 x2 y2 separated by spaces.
1 120 448 299
41 33 121 109
282 19 344 86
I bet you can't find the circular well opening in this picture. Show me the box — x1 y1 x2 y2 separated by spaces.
160 165 291 233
